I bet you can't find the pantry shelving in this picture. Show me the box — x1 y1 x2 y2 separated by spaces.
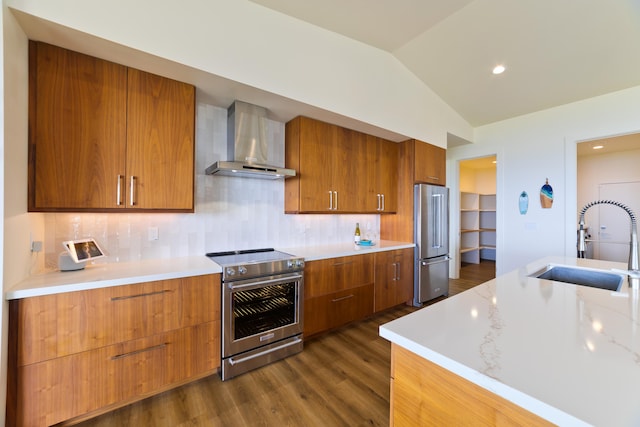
460 192 496 264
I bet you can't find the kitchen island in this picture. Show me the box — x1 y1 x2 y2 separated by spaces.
380 256 640 426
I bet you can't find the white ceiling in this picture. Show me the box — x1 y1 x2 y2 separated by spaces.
578 133 640 157
251 0 640 126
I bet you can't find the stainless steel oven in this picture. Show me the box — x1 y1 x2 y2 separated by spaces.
207 248 304 381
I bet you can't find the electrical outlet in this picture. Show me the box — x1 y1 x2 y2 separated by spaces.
148 227 159 241
31 241 43 252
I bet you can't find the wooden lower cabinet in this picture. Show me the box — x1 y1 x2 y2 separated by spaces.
303 254 375 337
304 284 374 337
390 345 552 426
8 274 220 427
374 248 413 312
17 322 218 427
304 254 374 298
303 249 414 337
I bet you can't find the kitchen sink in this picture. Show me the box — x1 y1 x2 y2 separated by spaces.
530 265 625 292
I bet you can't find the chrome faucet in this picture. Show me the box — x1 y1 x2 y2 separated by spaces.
577 200 640 279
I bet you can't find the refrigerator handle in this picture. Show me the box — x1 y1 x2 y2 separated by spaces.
432 194 443 249
421 256 450 266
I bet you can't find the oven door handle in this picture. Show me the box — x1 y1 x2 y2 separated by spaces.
227 274 303 290
227 336 303 366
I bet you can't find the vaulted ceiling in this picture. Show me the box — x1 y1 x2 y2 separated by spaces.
251 0 640 126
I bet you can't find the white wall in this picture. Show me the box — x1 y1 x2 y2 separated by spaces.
577 147 640 260
448 86 640 275
578 148 640 209
459 165 496 194
2 2 30 424
5 0 472 149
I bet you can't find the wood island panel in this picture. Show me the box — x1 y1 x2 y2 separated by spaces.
390 344 553 427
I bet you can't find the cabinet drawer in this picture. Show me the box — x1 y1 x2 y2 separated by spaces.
304 284 374 337
16 321 219 427
17 274 219 366
304 254 374 298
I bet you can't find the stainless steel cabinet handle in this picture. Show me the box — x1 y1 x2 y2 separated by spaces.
328 190 333 210
428 176 439 181
331 294 354 303
393 262 398 281
377 194 381 211
111 342 168 360
332 261 354 267
111 289 172 301
334 191 338 210
381 194 385 211
116 175 123 206
130 176 136 206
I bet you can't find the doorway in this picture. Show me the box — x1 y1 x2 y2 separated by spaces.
577 133 640 263
458 155 497 281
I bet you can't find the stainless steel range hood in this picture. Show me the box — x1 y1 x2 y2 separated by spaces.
205 101 296 179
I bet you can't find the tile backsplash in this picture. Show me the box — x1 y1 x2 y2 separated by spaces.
41 102 380 269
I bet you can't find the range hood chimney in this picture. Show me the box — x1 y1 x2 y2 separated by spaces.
205 101 296 179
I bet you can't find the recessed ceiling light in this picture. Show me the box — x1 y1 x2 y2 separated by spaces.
493 65 505 75
593 145 603 150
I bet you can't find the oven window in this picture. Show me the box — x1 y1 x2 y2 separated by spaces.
233 281 297 340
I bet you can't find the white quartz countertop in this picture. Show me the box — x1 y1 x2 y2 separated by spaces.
380 256 640 426
6 241 413 300
278 240 414 261
5 256 221 300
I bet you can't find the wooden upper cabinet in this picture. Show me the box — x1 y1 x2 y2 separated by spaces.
286 116 337 212
413 139 446 185
376 137 398 212
30 42 128 210
126 69 195 210
336 128 369 212
28 42 195 212
285 116 398 213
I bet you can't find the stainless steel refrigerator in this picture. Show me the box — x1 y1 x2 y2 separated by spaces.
414 184 450 306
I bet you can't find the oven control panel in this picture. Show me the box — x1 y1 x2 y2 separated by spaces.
222 257 304 279
287 259 305 269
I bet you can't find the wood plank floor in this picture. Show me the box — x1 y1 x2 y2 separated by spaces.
73 261 495 427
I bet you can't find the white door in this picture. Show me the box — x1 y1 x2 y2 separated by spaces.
596 182 640 262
